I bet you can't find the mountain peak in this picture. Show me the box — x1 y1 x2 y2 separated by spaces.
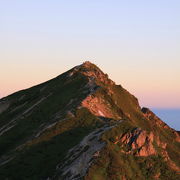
0 62 180 179
82 61 94 67
68 61 115 86
80 61 100 70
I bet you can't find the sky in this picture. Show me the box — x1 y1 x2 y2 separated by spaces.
152 109 180 131
0 0 180 109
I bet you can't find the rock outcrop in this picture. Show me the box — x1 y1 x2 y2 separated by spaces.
113 128 156 156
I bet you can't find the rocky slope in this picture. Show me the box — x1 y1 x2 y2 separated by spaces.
0 61 179 180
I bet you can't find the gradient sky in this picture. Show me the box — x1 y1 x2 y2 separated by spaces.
0 0 180 108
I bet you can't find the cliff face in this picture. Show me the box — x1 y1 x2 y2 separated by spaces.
0 61 179 180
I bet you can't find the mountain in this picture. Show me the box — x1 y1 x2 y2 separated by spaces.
0 61 179 180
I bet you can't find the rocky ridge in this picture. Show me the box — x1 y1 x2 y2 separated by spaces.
0 61 179 179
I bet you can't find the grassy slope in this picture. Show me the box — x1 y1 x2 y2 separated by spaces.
0 70 103 179
85 121 180 180
0 108 102 179
0 71 87 154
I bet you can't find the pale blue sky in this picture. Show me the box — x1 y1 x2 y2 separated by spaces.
0 0 180 108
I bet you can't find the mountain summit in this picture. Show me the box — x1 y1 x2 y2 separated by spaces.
0 62 179 179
